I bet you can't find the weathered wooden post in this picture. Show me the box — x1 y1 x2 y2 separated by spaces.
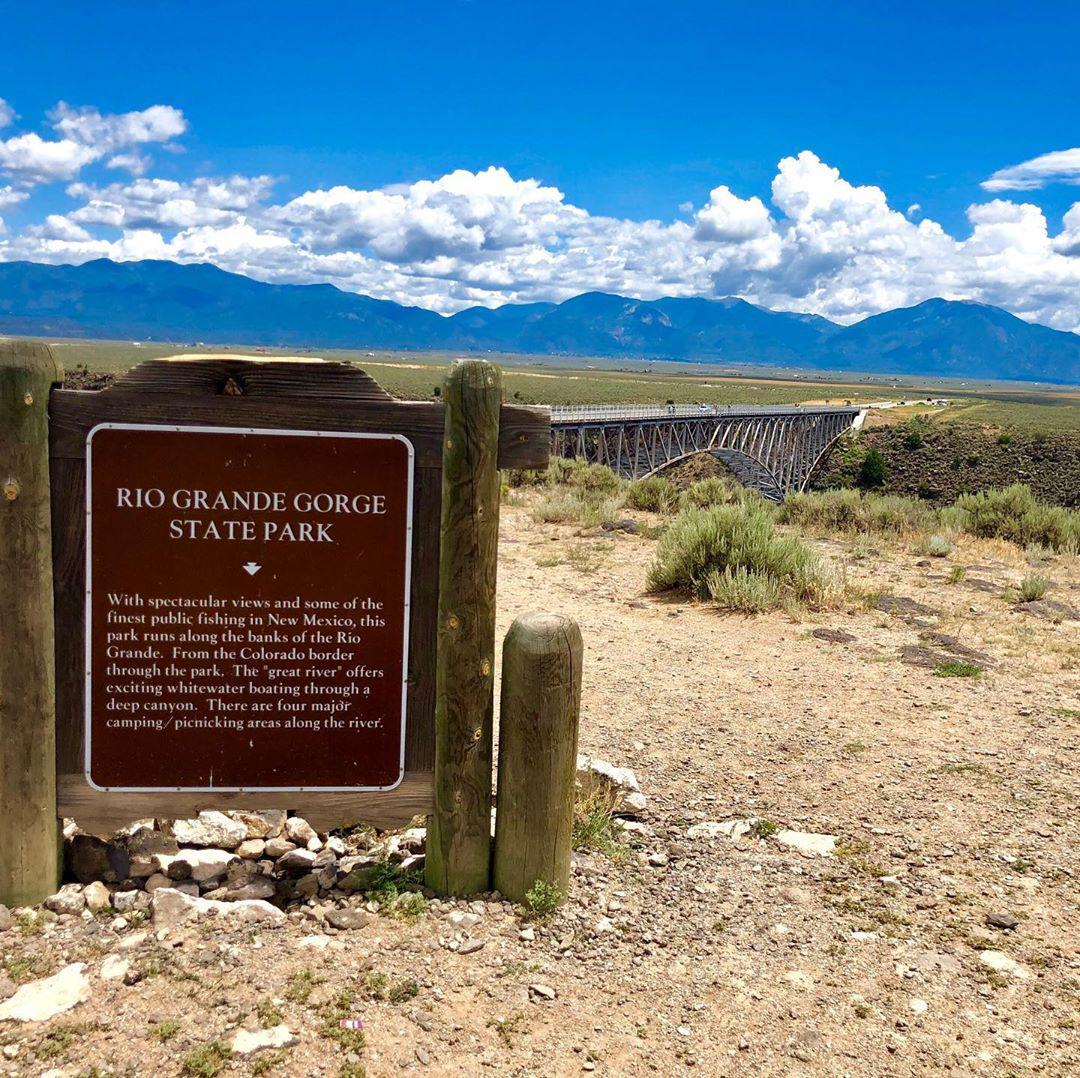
426 360 503 895
0 341 61 906
493 612 582 905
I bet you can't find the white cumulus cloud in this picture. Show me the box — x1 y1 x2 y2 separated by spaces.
982 147 1080 192
0 101 187 186
68 175 274 230
0 133 99 183
49 103 187 153
1 100 1080 335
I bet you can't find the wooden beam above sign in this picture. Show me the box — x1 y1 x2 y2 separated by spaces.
48 356 550 470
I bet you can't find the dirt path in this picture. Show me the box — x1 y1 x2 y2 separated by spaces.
1 501 1078 1076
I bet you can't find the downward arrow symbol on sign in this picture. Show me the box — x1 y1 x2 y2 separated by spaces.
243 562 262 576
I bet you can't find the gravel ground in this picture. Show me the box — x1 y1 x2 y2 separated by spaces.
1 498 1078 1077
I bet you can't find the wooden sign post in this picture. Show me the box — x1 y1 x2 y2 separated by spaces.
426 361 502 895
0 342 553 906
0 341 61 907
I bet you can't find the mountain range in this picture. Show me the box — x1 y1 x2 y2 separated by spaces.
0 258 1077 384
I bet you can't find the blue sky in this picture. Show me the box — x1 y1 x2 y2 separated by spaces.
2 0 1080 329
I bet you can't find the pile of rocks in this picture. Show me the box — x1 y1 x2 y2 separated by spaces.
54 810 426 919
37 756 646 927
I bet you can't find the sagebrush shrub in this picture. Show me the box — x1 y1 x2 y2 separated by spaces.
625 476 681 514
1016 574 1051 603
777 489 933 536
647 503 841 611
953 484 1079 552
682 475 761 510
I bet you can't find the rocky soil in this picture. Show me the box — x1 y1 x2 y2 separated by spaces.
1 500 1078 1077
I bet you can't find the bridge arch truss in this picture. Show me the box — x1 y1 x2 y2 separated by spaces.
549 404 866 501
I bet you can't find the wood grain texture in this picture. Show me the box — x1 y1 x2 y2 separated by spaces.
426 361 502 895
45 354 545 837
107 356 394 400
48 355 548 470
492 613 582 905
58 771 433 835
1 340 62 905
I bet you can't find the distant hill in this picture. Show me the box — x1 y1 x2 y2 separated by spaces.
810 297 1080 382
0 258 1078 383
0 259 446 349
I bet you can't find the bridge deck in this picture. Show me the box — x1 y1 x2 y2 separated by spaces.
550 403 863 424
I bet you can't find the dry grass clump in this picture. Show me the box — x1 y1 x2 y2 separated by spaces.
528 457 628 526
647 503 843 612
531 488 623 527
626 473 759 515
781 483 1078 557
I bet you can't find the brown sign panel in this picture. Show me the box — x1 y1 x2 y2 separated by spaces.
85 424 413 792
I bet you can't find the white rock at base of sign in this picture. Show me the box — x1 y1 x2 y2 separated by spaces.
171 811 247 849
100 954 131 982
775 830 837 857
264 837 296 859
45 884 85 915
576 755 647 815
284 817 318 847
206 875 276 903
0 963 91 1022
230 1025 298 1057
83 881 112 913
151 887 286 932
174 849 239 881
296 935 331 950
979 950 1030 979
228 810 286 841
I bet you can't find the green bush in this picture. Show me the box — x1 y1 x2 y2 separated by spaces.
953 484 1079 552
859 448 887 488
1016 574 1051 603
564 459 625 494
520 879 564 921
933 660 982 678
902 416 932 450
625 476 681 514
682 475 761 510
646 503 841 611
778 489 933 536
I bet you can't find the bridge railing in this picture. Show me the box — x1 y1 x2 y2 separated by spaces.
549 403 864 423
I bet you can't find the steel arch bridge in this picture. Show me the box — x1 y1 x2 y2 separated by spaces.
549 403 867 501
